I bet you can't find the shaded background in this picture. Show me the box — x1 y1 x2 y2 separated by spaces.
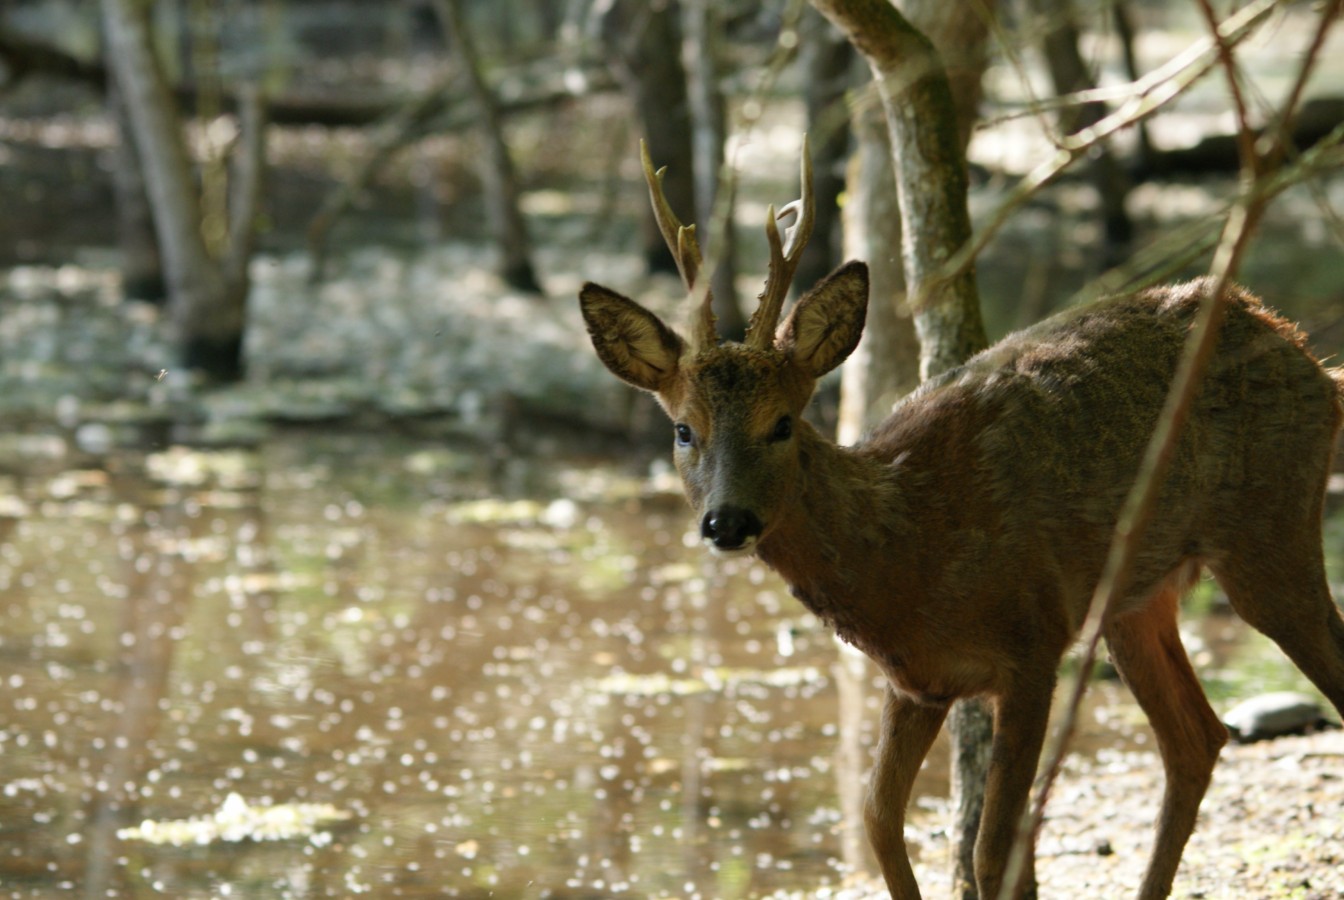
2 0 1344 897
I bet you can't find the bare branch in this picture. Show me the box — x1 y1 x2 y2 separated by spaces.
1004 8 1344 896
945 0 1280 285
1261 0 1343 169
1194 0 1258 174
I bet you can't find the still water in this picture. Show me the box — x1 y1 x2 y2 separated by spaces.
0 429 1330 898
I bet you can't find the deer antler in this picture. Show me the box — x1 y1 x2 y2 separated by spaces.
640 141 717 354
746 135 815 351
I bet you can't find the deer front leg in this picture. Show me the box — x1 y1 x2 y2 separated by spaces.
974 677 1055 900
865 687 949 899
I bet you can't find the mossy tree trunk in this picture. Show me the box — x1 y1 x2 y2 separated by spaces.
100 0 263 381
680 0 744 340
797 6 858 296
600 0 698 277
809 1 997 897
433 0 542 294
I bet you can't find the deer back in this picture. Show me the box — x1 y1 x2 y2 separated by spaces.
854 278 1343 633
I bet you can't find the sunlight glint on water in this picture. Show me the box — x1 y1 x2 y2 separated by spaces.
0 431 1328 898
0 433 876 898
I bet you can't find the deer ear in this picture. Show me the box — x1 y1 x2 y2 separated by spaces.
579 283 686 392
776 261 868 378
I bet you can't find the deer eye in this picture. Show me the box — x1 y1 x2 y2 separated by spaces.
770 415 793 442
674 423 694 447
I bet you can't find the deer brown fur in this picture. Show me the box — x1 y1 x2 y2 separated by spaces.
578 148 1344 899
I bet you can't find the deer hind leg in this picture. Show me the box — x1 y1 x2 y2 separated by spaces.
1210 541 1344 718
865 687 948 899
1104 573 1228 900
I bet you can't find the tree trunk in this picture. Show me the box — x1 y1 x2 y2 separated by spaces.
225 84 267 294
1029 0 1133 261
101 0 247 380
837 95 919 445
680 0 744 340
106 74 165 303
600 0 698 276
811 2 995 897
810 0 987 380
798 6 857 295
900 0 992 149
434 0 542 294
897 10 998 893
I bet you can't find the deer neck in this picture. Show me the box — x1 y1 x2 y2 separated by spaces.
754 426 908 646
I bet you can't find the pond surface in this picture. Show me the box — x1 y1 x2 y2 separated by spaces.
0 429 1335 899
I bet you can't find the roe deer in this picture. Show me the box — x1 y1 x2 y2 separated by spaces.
578 142 1344 899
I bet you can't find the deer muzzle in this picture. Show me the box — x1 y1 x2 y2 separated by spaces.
700 506 763 555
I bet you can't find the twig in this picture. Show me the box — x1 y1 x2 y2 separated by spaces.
986 2 1061 148
999 189 1253 900
1195 0 1258 173
1078 122 1344 305
1007 114 1344 900
947 0 1278 285
998 7 1343 898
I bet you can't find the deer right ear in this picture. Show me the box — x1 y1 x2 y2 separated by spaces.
579 283 686 393
776 261 869 378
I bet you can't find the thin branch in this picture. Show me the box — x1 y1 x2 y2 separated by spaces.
999 8 1344 898
1002 196 1258 900
994 2 1067 150
1261 0 1343 169
948 0 1278 285
224 83 267 293
1195 0 1258 173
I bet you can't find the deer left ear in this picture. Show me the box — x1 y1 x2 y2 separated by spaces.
579 283 686 392
776 261 869 378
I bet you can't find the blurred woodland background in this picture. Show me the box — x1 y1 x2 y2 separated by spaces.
1 0 1342 447
3 3 1344 898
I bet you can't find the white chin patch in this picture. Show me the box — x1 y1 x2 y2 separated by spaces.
704 537 758 558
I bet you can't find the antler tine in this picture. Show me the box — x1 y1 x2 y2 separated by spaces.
746 134 815 350
640 140 716 353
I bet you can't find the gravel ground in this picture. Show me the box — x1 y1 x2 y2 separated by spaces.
787 728 1344 900
1031 728 1343 899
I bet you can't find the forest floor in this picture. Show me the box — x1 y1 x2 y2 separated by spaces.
795 727 1344 900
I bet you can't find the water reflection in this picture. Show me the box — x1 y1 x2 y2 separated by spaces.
0 430 1333 898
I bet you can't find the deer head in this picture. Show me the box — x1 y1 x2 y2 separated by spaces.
579 140 870 555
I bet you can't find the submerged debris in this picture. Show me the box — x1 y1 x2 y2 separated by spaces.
117 793 353 846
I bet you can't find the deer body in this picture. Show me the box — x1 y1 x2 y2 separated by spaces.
765 279 1342 698
580 145 1344 899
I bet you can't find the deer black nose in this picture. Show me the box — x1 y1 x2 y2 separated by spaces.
701 506 763 551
